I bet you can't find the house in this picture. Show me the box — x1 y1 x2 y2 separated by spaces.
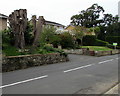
45 20 65 33
30 16 65 33
65 25 75 31
0 13 8 31
65 25 95 35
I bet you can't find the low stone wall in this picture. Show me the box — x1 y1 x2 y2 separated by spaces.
63 49 120 57
111 50 120 55
2 53 69 72
95 50 120 57
95 51 111 57
63 49 83 55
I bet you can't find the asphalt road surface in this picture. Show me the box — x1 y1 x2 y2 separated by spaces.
2 54 119 94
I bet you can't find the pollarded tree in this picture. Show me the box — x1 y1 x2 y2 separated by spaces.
8 9 28 49
32 16 45 47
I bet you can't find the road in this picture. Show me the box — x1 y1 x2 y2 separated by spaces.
2 54 119 94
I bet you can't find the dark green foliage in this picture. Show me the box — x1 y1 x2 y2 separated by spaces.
106 36 120 46
2 25 68 56
83 35 109 46
59 32 75 49
2 45 18 56
71 4 104 27
2 44 27 56
106 22 120 36
97 25 106 40
24 22 34 45
106 43 115 49
95 39 108 46
2 28 14 46
37 45 67 56
83 35 96 46
50 35 61 48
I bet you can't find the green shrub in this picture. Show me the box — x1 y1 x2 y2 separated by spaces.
38 49 50 54
95 39 109 46
42 45 55 52
106 36 120 46
2 29 13 45
83 35 96 46
35 45 67 56
24 22 34 45
2 45 27 56
59 32 75 49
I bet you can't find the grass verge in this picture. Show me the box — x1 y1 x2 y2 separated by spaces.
82 46 113 51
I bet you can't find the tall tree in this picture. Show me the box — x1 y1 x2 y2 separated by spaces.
71 4 104 28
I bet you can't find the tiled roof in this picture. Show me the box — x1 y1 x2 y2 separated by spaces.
0 13 8 19
45 20 65 27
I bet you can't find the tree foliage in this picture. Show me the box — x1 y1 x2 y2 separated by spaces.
72 26 87 45
71 3 120 41
59 32 75 49
71 4 104 28
40 26 61 47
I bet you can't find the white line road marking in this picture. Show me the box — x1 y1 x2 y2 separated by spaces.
116 58 119 60
98 59 114 64
63 64 95 73
0 75 48 89
64 58 115 73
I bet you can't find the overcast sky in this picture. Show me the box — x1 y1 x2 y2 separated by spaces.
0 0 120 26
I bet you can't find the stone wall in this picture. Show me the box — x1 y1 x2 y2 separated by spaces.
94 51 111 57
64 49 120 57
2 53 69 72
63 49 83 55
95 50 120 57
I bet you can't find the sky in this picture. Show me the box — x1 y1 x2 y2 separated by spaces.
0 0 120 26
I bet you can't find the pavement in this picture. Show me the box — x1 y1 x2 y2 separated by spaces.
105 83 119 94
1 54 119 94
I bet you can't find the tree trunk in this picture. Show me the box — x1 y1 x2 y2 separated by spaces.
31 15 37 36
32 16 45 47
81 38 83 46
8 9 28 49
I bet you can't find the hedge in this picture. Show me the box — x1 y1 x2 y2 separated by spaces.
83 35 96 46
83 35 110 46
106 36 120 46
95 39 109 46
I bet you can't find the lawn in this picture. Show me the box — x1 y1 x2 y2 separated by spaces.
82 46 113 51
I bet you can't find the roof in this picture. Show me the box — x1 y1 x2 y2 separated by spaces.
45 20 65 27
0 13 8 19
65 25 75 30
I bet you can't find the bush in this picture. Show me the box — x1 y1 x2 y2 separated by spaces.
24 22 34 45
59 32 75 49
2 29 14 45
2 44 27 56
35 44 67 56
83 35 96 46
106 36 120 46
95 39 109 46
